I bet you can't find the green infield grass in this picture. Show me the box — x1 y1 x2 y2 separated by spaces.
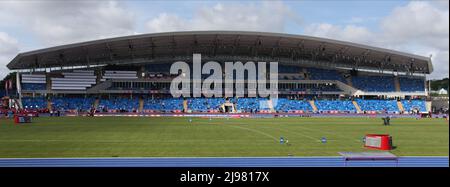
0 116 448 157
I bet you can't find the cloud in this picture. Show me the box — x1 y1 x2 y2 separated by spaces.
430 0 449 10
0 0 136 79
430 50 449 79
146 1 299 33
146 13 188 33
0 32 19 79
0 0 447 80
344 17 379 24
0 32 18 55
304 1 449 79
0 1 136 47
380 1 449 50
304 23 375 45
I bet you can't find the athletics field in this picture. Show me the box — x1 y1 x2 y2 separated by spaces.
0 116 448 158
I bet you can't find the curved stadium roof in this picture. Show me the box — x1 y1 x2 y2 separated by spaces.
7 31 433 74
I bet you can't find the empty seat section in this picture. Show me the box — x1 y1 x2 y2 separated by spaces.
401 99 427 112
315 100 356 112
22 97 47 109
352 75 395 92
356 99 399 113
51 97 95 111
308 68 345 82
279 65 301 73
22 83 46 90
399 77 425 92
231 98 269 112
274 98 312 112
143 98 184 111
187 98 225 112
21 74 46 90
99 97 139 112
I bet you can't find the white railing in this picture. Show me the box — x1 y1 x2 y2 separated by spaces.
21 74 46 84
102 71 138 81
51 71 96 90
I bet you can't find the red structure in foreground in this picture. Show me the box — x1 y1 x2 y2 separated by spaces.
364 134 393 150
14 115 32 124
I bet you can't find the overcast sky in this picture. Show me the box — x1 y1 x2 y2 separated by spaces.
0 0 448 79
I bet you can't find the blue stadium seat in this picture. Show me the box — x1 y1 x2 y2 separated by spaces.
399 77 425 92
356 99 399 113
274 98 312 112
352 75 395 92
52 97 95 111
402 99 427 112
18 96 430 114
315 100 356 112
308 68 346 82
279 65 301 73
231 97 270 112
22 83 46 90
99 97 138 112
187 98 225 112
143 98 184 111
22 97 47 109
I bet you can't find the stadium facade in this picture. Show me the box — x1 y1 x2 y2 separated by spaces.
4 31 433 114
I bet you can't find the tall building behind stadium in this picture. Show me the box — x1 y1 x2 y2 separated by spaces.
3 31 433 114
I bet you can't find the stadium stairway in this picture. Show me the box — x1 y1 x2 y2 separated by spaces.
335 80 358 94
426 101 432 112
183 100 188 112
302 68 309 80
46 75 51 91
86 80 112 94
47 99 52 111
95 70 102 83
94 98 100 109
352 101 362 113
139 98 144 112
267 99 275 113
394 76 401 92
346 76 353 87
397 101 404 112
309 100 318 112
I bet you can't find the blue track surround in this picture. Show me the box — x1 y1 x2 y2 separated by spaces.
0 157 447 167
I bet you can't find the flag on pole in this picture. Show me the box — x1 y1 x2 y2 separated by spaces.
4 80 10 96
4 80 11 90
8 80 12 89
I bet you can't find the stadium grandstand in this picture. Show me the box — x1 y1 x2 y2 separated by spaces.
4 31 433 115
